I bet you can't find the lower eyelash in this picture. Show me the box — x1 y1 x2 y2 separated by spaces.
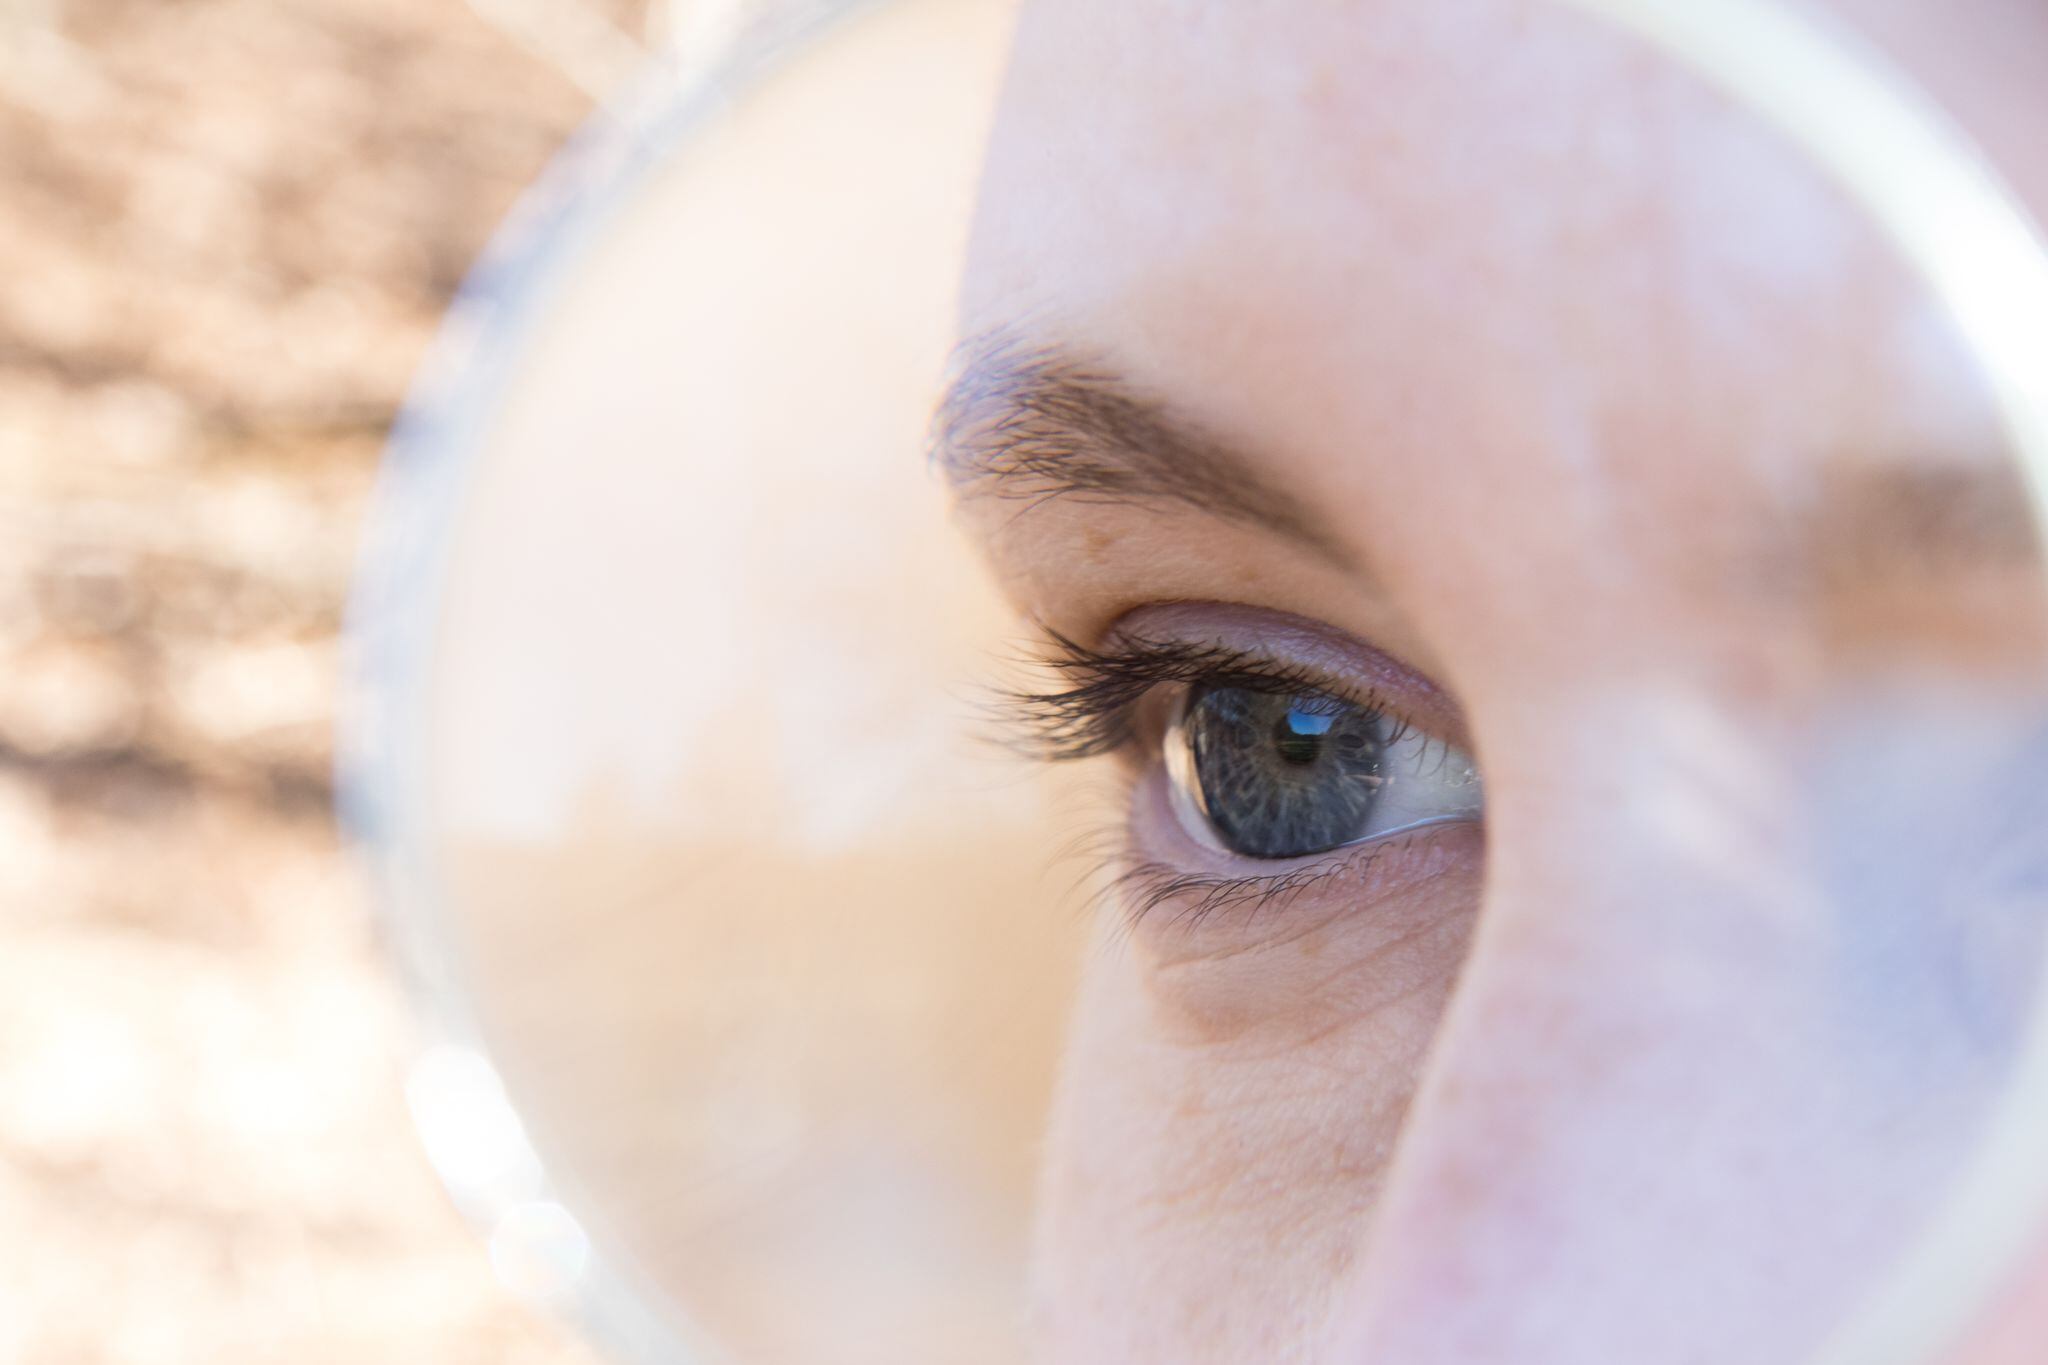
1071 777 1475 935
1067 789 1393 935
1100 855 1352 933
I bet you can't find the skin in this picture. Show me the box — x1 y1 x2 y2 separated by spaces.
943 1 2048 1360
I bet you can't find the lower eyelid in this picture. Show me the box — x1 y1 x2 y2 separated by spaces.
1116 764 1483 938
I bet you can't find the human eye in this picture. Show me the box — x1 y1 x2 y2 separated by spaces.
999 606 1482 922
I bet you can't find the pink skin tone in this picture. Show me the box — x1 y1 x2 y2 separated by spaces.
1963 1230 2048 1363
951 1 2048 1361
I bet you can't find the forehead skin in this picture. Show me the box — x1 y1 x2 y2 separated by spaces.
964 0 1998 662
960 1 2048 1362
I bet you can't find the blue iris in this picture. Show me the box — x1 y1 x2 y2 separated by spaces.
1183 686 1387 858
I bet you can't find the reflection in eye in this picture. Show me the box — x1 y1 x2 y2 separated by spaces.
1167 686 1482 859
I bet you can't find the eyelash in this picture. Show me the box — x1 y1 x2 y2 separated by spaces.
995 630 1420 927
997 631 1409 764
1097 841 1426 932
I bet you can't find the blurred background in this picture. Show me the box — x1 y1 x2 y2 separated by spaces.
0 1 689 1359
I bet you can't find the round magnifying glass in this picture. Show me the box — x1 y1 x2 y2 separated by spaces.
344 1 2048 1361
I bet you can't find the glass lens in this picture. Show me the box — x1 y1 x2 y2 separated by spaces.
352 3 1077 1360
345 1 2048 1361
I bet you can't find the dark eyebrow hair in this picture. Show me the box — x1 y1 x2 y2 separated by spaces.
932 331 2042 598
1814 457 2039 578
930 329 1354 565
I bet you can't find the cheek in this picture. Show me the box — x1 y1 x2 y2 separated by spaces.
1324 682 2048 1363
1030 850 1481 1359
1950 1231 2048 1365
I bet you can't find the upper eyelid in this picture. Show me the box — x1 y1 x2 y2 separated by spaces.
997 630 1411 764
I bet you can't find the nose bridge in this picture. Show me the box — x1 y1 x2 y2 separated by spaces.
1322 685 2004 1363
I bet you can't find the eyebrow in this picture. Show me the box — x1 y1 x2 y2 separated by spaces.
932 330 2042 591
930 329 1355 565
1813 457 2039 580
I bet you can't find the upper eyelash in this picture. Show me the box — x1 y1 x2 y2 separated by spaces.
995 629 1402 764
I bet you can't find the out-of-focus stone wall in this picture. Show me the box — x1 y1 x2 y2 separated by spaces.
0 2 626 1359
